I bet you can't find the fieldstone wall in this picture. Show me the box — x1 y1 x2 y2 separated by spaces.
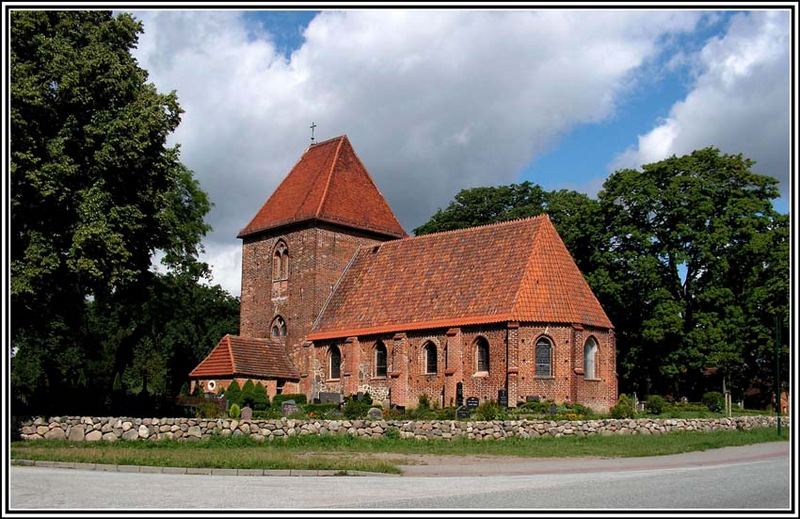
18 415 789 442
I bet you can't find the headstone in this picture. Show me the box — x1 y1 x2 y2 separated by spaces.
526 395 541 403
548 403 558 415
319 392 342 405
498 389 508 408
456 406 471 419
240 406 253 422
281 400 299 416
466 397 480 410
456 382 464 407
367 407 383 420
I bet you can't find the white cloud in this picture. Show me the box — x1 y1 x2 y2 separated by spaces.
130 10 704 296
611 11 790 191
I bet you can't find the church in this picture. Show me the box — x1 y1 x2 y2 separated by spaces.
189 135 617 411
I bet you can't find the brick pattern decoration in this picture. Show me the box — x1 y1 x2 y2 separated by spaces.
308 216 611 341
237 135 406 239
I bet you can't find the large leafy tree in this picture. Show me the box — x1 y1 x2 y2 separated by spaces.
11 11 217 413
414 149 788 402
597 148 788 400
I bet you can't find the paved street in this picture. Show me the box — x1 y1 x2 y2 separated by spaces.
9 442 792 511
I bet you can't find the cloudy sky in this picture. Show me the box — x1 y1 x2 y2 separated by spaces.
128 9 791 297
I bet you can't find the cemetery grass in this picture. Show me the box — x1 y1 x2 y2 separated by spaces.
11 427 788 473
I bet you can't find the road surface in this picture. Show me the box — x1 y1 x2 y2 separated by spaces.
9 442 792 511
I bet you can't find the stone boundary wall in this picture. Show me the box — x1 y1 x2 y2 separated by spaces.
18 415 789 442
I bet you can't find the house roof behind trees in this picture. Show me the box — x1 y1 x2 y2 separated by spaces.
189 335 299 379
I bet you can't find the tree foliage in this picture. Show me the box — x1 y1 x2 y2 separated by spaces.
10 11 237 416
414 148 788 402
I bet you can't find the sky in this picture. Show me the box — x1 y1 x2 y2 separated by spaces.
127 9 792 297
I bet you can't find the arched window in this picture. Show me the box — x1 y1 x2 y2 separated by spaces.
374 342 388 377
272 241 288 281
329 345 341 380
535 337 552 377
475 337 490 373
271 316 287 337
423 342 438 374
584 338 598 379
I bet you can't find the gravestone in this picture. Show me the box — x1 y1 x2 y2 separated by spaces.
319 392 342 405
240 406 253 422
526 395 541 403
466 397 480 410
548 403 558 415
456 382 464 407
367 407 383 420
456 406 471 419
281 400 299 416
498 389 508 408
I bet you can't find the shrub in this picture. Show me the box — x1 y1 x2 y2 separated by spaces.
343 396 372 419
241 379 256 408
192 383 204 397
702 392 725 412
475 400 507 421
417 393 431 410
252 382 270 411
195 400 225 419
646 395 667 415
229 403 241 419
610 394 636 419
252 408 282 420
178 382 189 397
272 393 308 408
224 380 241 406
384 426 400 440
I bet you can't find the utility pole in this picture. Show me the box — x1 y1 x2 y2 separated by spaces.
775 314 782 436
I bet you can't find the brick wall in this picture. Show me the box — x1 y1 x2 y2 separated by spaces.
239 222 393 391
306 322 616 412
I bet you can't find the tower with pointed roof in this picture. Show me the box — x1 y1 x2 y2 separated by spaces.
236 135 406 395
190 134 616 411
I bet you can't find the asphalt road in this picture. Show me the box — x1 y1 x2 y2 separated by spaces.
9 442 792 511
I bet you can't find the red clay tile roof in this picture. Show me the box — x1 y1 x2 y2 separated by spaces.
307 215 612 340
189 335 300 379
238 135 407 239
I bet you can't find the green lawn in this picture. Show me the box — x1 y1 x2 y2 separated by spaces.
12 427 788 474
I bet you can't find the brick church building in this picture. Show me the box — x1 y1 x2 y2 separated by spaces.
190 135 617 411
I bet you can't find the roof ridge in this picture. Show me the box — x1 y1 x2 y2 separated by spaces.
395 214 547 246
309 134 347 148
311 245 364 332
509 218 545 319
225 335 236 374
315 136 345 217
189 335 228 377
342 137 407 236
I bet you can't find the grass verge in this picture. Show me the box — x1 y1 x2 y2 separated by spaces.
12 427 787 473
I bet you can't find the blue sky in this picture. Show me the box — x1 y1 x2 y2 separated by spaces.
132 9 791 294
243 10 788 213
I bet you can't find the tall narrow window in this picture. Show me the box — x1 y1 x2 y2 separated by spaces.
423 342 438 374
272 242 285 280
272 240 288 298
329 345 341 380
535 337 552 377
375 342 387 377
271 316 287 337
475 337 490 373
584 338 598 380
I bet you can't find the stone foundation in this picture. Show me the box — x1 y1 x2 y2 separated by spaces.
18 415 789 442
